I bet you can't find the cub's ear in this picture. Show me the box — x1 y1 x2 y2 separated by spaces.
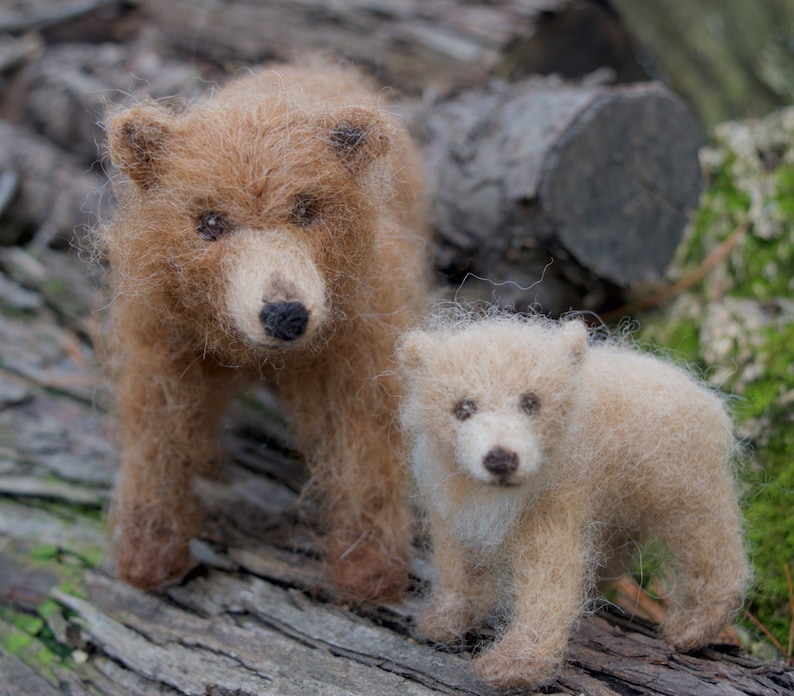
322 106 392 172
107 102 172 190
397 330 434 373
559 320 588 366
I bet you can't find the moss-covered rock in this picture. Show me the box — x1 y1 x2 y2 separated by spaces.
639 107 794 651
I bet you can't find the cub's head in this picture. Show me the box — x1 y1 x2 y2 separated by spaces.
104 71 395 359
398 317 588 487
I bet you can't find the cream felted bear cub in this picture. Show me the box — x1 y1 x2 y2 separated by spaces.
98 64 428 601
397 312 749 690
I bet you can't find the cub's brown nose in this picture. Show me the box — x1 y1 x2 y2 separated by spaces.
483 447 519 476
259 301 309 341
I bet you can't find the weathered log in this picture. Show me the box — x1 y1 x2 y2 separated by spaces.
1 0 646 96
417 77 703 313
0 32 43 75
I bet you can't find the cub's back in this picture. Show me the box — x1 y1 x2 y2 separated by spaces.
569 345 735 508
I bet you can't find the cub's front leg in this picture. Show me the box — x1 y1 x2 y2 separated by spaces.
474 508 589 691
416 517 495 644
111 335 237 590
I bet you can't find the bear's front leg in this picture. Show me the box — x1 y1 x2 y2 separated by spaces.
474 508 589 691
279 350 412 602
112 339 237 591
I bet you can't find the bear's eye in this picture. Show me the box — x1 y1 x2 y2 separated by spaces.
196 211 229 241
519 391 541 416
290 194 321 227
452 398 478 421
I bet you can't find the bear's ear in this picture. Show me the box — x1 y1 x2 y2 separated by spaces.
323 106 392 172
397 330 433 372
107 103 172 190
559 320 588 366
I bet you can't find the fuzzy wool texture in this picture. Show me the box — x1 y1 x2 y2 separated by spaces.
397 310 750 691
95 63 430 601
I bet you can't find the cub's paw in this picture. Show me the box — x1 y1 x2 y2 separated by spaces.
662 604 736 651
415 599 474 644
474 643 560 691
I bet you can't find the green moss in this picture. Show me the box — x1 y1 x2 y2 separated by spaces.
55 579 86 601
734 323 794 643
37 598 60 621
3 624 34 654
678 156 751 272
30 544 60 562
37 498 103 524
0 605 70 674
0 606 44 637
640 309 702 362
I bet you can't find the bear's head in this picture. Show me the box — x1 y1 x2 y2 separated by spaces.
398 317 588 488
105 73 396 361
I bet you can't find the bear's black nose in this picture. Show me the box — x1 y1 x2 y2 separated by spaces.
259 301 309 341
483 447 519 477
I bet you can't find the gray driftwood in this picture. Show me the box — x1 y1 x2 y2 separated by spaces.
1 246 792 696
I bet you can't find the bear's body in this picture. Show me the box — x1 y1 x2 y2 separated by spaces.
99 64 428 600
397 314 749 690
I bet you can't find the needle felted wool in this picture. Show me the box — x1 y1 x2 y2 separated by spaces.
96 63 429 601
397 311 749 690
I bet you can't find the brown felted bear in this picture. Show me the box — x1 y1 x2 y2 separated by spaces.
397 311 749 690
97 64 429 601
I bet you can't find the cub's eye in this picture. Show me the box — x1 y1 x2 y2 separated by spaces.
452 398 478 421
196 211 229 241
519 391 541 416
289 194 321 227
